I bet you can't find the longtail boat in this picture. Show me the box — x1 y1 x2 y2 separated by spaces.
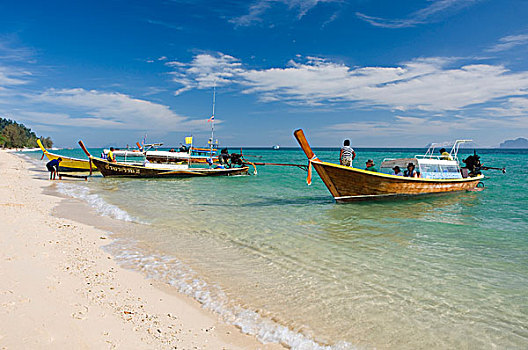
37 139 93 172
145 149 218 164
101 142 220 164
293 129 484 202
79 141 249 178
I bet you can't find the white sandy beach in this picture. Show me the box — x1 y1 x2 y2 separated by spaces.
0 150 283 349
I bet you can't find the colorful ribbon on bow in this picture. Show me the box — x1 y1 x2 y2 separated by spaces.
307 155 317 185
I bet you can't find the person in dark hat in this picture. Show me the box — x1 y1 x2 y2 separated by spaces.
365 159 378 172
392 165 403 176
404 162 419 178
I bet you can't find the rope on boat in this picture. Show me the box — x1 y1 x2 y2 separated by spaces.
247 162 258 175
246 162 308 171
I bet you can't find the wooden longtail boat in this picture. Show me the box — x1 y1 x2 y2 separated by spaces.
101 142 220 164
293 129 484 202
37 139 93 172
79 141 249 178
145 150 219 164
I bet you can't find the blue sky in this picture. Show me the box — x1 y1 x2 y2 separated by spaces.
0 0 527 147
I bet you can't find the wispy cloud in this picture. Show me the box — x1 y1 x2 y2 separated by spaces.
486 34 528 52
25 88 208 131
356 0 480 28
0 37 35 62
145 19 182 31
167 53 244 94
486 97 528 117
0 66 30 89
321 10 340 28
230 0 339 27
322 114 528 146
167 53 528 114
0 80 210 131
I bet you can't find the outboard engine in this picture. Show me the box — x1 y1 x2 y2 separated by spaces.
230 153 243 167
463 151 482 177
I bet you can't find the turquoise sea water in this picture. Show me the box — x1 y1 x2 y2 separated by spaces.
25 147 528 349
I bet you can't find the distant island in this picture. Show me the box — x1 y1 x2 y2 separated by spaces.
0 118 53 149
499 137 528 148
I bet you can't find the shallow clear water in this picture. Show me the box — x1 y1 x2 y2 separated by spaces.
26 148 528 349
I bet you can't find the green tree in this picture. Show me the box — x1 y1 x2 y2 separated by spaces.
41 137 53 148
0 117 52 148
2 124 26 148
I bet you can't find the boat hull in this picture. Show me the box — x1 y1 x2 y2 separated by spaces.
91 157 249 178
312 161 484 202
37 139 93 172
293 129 484 202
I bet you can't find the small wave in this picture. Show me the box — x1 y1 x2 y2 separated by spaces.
56 182 137 222
18 153 44 166
106 240 355 350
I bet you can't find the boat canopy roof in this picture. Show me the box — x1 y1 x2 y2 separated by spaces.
420 139 473 161
146 150 190 158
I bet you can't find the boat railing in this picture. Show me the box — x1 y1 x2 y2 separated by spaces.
423 139 472 160
416 154 458 160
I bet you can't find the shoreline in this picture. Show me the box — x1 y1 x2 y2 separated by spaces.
0 150 283 349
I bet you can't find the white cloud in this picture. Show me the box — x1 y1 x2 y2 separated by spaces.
167 53 244 94
167 53 528 113
486 34 528 52
15 111 127 128
486 97 528 117
145 19 182 31
0 37 35 62
230 0 338 27
323 114 528 146
12 88 211 131
0 60 212 133
0 66 30 88
356 0 480 28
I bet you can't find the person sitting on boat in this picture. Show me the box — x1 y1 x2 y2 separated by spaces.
439 148 453 160
365 159 378 172
46 157 62 180
219 148 230 166
107 147 117 163
340 139 356 167
392 166 403 176
404 163 419 178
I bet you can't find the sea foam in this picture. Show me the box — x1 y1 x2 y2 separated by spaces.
56 182 137 222
105 239 355 350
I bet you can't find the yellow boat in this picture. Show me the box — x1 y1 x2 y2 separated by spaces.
37 139 93 172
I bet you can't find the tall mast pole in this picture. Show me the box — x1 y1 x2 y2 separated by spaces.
210 81 216 159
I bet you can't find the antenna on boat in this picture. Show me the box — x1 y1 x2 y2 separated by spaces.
208 80 217 166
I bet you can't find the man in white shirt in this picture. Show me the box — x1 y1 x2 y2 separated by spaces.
340 139 356 167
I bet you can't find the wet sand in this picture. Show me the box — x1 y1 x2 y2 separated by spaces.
0 150 282 349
